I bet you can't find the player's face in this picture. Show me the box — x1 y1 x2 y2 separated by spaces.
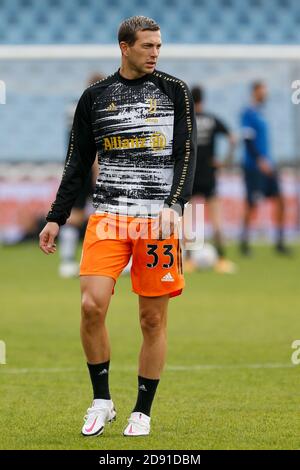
125 30 162 75
255 85 268 103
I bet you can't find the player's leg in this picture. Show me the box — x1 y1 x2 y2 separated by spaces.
240 200 256 255
207 195 225 257
183 193 202 272
240 169 259 255
273 194 285 249
264 173 291 254
59 173 93 278
208 195 236 273
80 275 117 436
124 223 184 436
138 294 169 380
79 214 131 437
271 195 291 254
124 294 169 436
59 208 85 277
80 275 114 365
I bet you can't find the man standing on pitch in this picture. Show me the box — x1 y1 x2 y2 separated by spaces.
240 81 290 255
39 16 196 437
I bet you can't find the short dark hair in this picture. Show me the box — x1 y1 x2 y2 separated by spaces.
251 80 265 92
191 86 204 104
118 16 160 46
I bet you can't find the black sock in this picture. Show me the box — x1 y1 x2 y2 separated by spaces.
241 226 249 244
132 376 159 417
215 243 225 258
214 231 226 258
87 361 111 400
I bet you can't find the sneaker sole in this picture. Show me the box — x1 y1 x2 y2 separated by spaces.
123 427 150 437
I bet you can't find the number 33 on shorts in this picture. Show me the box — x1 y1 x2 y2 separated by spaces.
131 237 184 298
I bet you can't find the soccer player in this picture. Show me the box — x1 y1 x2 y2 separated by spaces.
39 16 196 437
240 81 290 255
184 85 236 273
58 73 104 278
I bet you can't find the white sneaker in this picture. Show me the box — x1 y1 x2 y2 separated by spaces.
214 258 237 274
81 399 116 437
123 412 151 437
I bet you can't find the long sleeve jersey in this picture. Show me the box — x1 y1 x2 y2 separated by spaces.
46 69 197 225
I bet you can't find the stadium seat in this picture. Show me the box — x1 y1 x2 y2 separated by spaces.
1 0 300 44
0 0 299 161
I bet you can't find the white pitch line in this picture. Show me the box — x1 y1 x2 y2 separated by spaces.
0 363 295 374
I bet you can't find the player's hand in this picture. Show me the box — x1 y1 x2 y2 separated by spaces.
258 158 273 176
212 159 222 169
39 222 59 255
156 207 180 240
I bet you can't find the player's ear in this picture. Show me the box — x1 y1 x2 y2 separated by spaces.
119 41 129 57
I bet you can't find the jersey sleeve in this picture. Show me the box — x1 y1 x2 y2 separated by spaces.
241 109 260 161
214 116 229 135
164 82 197 215
46 89 97 226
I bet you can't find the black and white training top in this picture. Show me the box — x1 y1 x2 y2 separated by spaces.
46 69 197 225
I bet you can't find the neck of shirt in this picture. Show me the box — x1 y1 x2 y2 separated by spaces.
117 68 152 86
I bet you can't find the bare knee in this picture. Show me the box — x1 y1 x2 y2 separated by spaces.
81 295 107 326
140 308 166 336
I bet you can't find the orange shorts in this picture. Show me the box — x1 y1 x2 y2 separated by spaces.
80 213 184 298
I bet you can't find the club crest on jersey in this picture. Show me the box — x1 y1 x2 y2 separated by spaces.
145 98 159 123
148 98 157 114
103 132 166 151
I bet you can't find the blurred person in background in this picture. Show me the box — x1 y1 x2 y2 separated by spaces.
240 81 291 256
184 85 237 273
58 73 104 278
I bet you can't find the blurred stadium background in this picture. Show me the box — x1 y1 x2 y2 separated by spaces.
0 0 300 242
1 0 300 451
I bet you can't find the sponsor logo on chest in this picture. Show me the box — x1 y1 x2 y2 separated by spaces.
103 132 166 151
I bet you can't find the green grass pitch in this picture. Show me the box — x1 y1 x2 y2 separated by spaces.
0 242 299 450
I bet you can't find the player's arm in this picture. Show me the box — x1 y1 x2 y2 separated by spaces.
224 133 237 166
241 111 272 175
39 89 97 254
213 117 236 167
91 157 99 185
159 82 197 238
